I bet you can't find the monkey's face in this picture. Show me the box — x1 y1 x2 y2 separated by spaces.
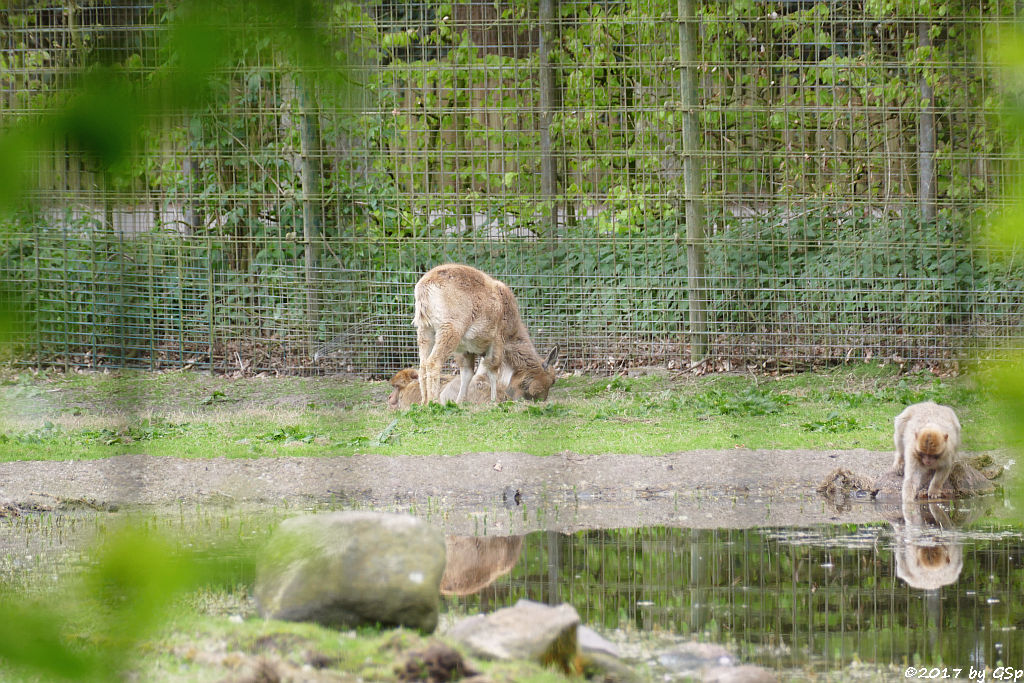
914 450 944 469
388 369 419 410
913 427 950 469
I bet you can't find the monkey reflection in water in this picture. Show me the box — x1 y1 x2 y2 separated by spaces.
893 501 963 591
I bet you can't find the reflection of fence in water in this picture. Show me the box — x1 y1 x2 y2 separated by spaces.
442 526 1024 673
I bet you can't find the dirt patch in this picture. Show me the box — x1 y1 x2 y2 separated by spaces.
0 448 977 533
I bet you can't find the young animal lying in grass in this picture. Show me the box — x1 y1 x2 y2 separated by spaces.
387 368 509 410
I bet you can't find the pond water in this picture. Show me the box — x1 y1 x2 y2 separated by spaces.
2 499 1021 681
439 503 1023 679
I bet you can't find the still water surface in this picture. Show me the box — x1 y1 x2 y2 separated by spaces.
441 515 1023 677
1 502 1021 679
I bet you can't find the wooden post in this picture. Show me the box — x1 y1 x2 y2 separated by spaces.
538 0 560 236
678 0 708 362
207 234 215 371
298 76 322 335
185 116 203 234
917 21 936 221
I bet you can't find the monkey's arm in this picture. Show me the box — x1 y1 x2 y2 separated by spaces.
901 457 924 505
925 462 953 500
892 408 912 475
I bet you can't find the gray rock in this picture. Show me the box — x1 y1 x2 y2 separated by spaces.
658 643 777 682
583 652 644 683
447 599 580 672
578 625 619 658
870 456 998 504
577 626 642 682
704 664 780 682
254 511 446 632
658 642 735 674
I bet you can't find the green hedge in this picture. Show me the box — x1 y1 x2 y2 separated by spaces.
1 207 1020 372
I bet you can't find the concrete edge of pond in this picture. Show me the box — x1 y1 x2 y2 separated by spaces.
0 450 1010 533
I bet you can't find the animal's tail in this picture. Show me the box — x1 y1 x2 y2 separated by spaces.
412 297 423 328
916 427 947 455
412 282 428 328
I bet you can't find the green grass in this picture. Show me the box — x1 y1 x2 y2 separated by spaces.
0 364 1012 462
143 617 571 682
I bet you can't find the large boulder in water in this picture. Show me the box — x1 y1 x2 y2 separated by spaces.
254 511 446 632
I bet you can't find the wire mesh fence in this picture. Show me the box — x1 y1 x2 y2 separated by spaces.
1 0 1022 376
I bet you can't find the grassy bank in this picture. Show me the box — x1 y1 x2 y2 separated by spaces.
0 364 1011 462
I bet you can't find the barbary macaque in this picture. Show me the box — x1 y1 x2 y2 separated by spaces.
893 401 961 505
387 368 424 410
387 368 508 410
